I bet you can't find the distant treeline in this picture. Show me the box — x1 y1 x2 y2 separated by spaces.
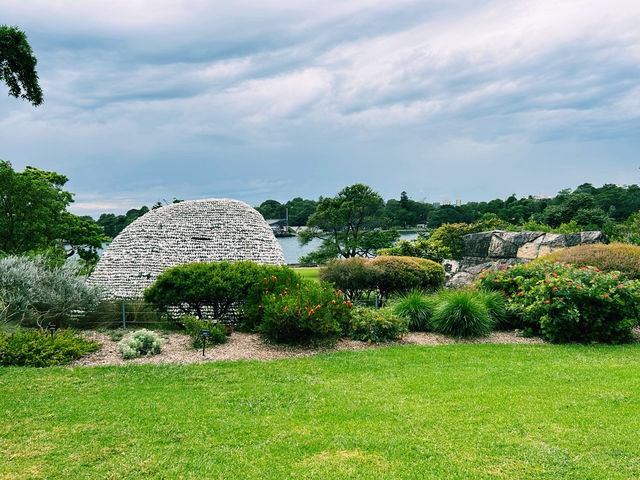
96 183 640 239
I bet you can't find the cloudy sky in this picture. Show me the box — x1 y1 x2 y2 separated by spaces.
1 0 639 217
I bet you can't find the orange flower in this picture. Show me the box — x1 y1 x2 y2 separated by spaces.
284 306 288 311
604 293 610 298
331 300 336 304
544 300 550 304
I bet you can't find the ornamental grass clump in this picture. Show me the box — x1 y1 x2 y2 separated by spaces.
392 290 436 331
476 261 640 344
430 290 495 338
118 329 163 360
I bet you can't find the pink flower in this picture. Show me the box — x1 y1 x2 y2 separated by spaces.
517 291 523 296
618 284 624 289
544 300 550 304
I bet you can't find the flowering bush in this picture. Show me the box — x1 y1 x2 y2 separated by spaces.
347 307 408 343
476 262 640 343
240 266 301 331
118 329 163 359
259 280 352 345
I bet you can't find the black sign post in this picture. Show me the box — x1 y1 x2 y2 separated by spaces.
199 329 210 356
47 324 58 339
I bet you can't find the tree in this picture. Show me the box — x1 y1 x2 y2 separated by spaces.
0 26 43 106
299 184 399 263
0 161 107 260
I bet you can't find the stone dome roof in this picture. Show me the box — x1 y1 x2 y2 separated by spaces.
89 198 285 298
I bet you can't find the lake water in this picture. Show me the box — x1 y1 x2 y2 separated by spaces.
277 232 419 264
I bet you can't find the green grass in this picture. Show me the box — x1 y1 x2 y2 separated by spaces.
2 344 640 479
294 266 320 282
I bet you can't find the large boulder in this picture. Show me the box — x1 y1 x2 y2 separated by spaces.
445 229 608 287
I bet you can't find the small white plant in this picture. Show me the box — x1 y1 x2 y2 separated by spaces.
118 329 163 360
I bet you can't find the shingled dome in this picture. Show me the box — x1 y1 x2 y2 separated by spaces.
89 198 285 298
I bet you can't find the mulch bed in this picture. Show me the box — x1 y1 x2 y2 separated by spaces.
70 330 546 367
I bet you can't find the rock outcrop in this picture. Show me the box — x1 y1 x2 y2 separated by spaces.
445 230 608 286
89 198 285 298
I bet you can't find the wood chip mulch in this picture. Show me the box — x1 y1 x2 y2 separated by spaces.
70 330 546 367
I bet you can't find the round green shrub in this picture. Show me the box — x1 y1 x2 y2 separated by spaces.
369 256 445 301
536 243 640 279
392 290 436 331
0 329 100 367
347 307 408 343
118 329 163 359
144 261 299 324
319 257 375 301
430 290 495 338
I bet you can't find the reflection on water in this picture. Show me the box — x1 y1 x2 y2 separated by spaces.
276 232 419 264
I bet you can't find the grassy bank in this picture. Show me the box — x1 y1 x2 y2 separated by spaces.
2 344 640 479
293 266 320 282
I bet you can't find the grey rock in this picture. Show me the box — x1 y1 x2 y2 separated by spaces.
445 272 476 288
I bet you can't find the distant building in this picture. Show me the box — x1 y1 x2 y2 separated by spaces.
456 198 462 207
416 224 426 230
532 195 551 201
432 202 440 208
442 199 452 206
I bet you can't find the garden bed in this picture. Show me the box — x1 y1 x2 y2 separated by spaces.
71 330 545 367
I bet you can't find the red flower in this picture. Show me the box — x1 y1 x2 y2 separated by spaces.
604 294 610 298
284 306 288 311
517 291 523 296
501 290 506 295
552 272 558 277
576 285 581 290
544 300 550 304
552 287 557 291
544 279 550 283
612 275 618 279
618 284 624 289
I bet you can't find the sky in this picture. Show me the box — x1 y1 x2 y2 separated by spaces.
1 0 639 217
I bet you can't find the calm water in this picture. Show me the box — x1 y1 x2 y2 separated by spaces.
277 232 419 264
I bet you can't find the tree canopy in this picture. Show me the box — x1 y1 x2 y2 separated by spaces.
0 161 107 262
299 184 399 263
0 25 43 106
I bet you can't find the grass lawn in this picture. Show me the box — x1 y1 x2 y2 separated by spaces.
2 344 640 479
294 266 320 282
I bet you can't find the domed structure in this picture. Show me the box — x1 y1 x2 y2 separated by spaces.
89 198 285 298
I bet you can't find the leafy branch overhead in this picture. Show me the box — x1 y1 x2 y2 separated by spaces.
0 25 43 106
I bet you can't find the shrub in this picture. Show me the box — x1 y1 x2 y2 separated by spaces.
0 254 100 327
536 243 640 280
0 329 100 367
118 329 163 359
347 307 408 343
144 261 297 323
392 290 436 331
370 256 445 302
430 290 495 338
182 316 228 347
476 262 640 343
240 266 301 331
319 257 376 302
259 281 351 345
